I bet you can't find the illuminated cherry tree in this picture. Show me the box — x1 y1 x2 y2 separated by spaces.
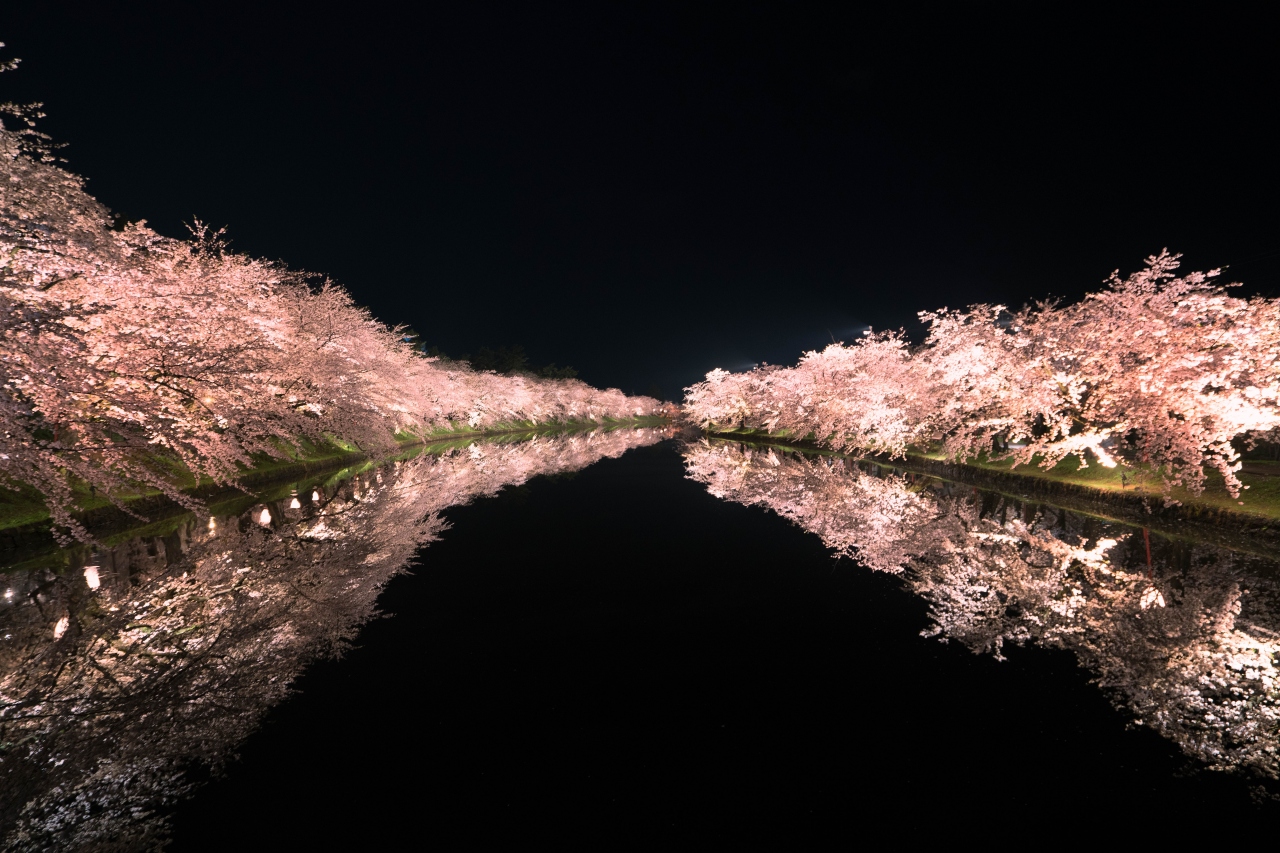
0 65 660 538
1004 252 1280 496
684 252 1280 500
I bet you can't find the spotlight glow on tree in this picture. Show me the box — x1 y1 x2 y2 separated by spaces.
0 54 660 539
684 252 1280 500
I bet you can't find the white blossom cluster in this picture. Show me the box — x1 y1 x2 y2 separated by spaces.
0 108 660 540
684 252 1280 500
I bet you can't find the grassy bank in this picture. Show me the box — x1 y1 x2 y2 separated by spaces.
0 416 669 539
702 425 1280 515
909 445 1280 519
702 429 1280 556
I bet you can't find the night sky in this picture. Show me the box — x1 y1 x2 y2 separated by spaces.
2 5 1274 399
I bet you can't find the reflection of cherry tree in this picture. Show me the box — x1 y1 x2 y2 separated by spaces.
1050 555 1280 780
684 441 1280 782
684 440 936 572
683 252 1280 500
0 75 660 539
0 427 663 851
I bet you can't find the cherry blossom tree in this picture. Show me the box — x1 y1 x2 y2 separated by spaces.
1 59 661 540
1007 252 1280 496
683 252 1280 500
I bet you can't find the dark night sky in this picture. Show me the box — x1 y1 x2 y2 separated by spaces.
2 5 1275 399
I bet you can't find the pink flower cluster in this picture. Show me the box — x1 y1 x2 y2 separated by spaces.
0 120 658 537
684 252 1280 499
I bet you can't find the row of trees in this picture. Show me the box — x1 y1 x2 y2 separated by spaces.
0 89 659 538
683 253 1280 499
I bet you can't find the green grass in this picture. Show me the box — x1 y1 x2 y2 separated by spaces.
919 449 1280 520
0 416 668 535
0 459 394 576
0 436 364 530
704 428 1280 522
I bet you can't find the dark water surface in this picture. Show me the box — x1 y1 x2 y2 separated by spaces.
5 434 1280 849
175 442 1278 846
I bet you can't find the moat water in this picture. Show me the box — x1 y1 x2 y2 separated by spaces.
4 430 1279 849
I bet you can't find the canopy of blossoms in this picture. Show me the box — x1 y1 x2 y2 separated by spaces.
683 253 1280 500
0 92 659 538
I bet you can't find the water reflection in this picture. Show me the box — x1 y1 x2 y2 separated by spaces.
0 428 663 850
684 439 1280 785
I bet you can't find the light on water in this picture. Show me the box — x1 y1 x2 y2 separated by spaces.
0 428 668 847
5 429 1280 847
684 438 1280 782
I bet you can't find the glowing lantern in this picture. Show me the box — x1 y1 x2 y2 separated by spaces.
1139 587 1166 609
259 508 272 525
312 490 321 502
53 615 69 640
84 565 101 590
